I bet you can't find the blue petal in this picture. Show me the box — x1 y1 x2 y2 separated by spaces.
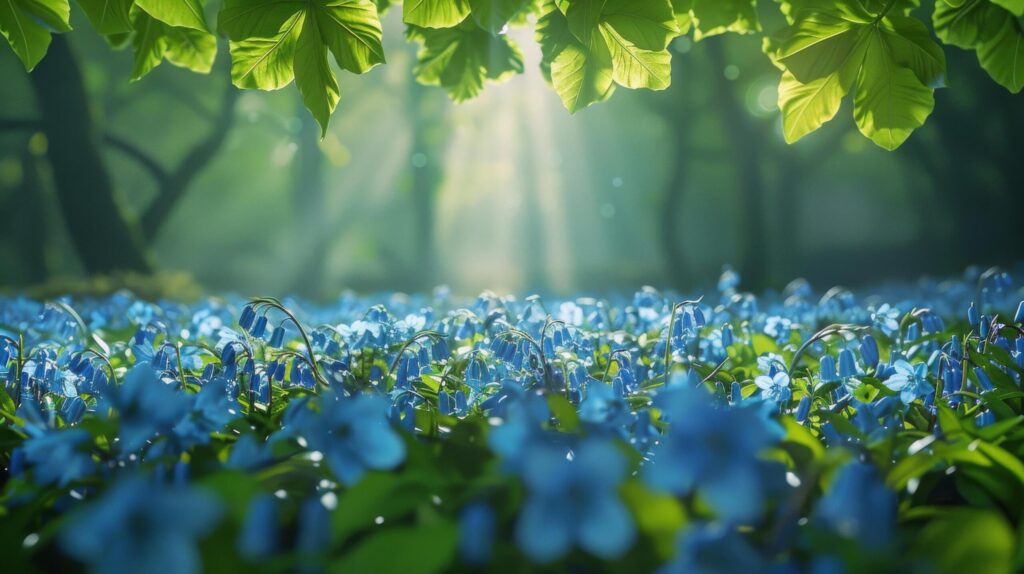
578 495 636 559
515 498 572 562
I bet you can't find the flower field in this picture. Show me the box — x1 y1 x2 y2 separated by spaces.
2 267 1023 573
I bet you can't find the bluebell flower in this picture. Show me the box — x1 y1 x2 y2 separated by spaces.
226 434 275 470
60 396 87 424
795 396 811 422
718 266 740 292
515 440 635 562
973 367 995 392
296 497 331 557
238 494 280 560
967 302 979 326
459 502 496 566
22 428 96 486
292 393 405 485
156 377 239 455
838 349 858 380
1014 301 1024 324
102 363 193 453
819 355 838 383
860 334 879 368
658 523 779 574
645 386 782 523
884 361 931 404
754 372 791 403
814 460 896 549
60 478 222 574
488 390 550 471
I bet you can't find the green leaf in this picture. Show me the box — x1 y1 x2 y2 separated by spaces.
536 0 576 82
546 394 580 431
404 0 471 28
686 0 759 40
887 452 939 489
912 509 1015 574
331 471 437 544
934 0 1024 93
975 9 1024 92
23 0 71 31
469 0 530 33
76 0 134 34
597 0 677 89
316 0 386 74
991 0 1024 16
0 0 71 71
974 440 1024 484
778 70 849 143
558 0 677 96
411 21 524 102
774 2 941 148
551 30 615 112
884 12 947 87
933 0 990 48
222 1 383 132
776 5 874 84
294 13 340 137
853 33 935 150
229 12 303 90
218 0 305 39
135 0 208 31
130 8 217 80
130 9 166 79
329 521 457 574
163 23 218 73
620 480 685 558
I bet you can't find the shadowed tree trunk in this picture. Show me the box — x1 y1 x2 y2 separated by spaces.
291 93 330 299
26 35 151 274
707 39 771 291
658 55 692 289
407 78 446 291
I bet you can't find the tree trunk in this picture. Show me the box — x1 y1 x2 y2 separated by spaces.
408 79 444 291
26 35 151 274
291 92 330 299
658 57 691 289
706 40 769 291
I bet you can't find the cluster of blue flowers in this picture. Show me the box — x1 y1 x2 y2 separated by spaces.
1 266 1023 573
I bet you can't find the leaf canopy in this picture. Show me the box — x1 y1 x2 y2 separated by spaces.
0 0 1019 145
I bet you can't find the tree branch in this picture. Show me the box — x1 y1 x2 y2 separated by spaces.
103 133 170 184
141 82 239 241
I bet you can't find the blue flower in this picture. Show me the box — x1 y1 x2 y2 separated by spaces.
459 502 496 566
60 478 222 574
170 377 239 447
22 428 96 486
814 460 896 549
757 353 786 376
578 382 630 429
515 440 635 562
292 393 405 485
871 304 901 336
884 360 931 404
754 372 791 403
238 494 280 559
645 386 782 523
658 523 782 574
102 363 193 453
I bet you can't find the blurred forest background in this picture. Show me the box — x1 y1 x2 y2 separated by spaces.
0 8 1021 300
